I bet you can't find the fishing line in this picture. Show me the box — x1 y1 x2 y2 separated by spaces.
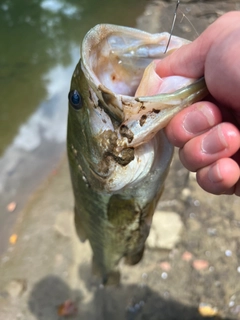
164 0 180 54
178 10 199 38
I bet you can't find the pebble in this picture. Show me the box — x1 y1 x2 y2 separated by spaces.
58 299 78 316
189 172 196 180
193 199 200 207
159 262 171 271
207 228 217 236
4 279 27 298
198 303 218 317
7 201 17 212
229 300 235 307
161 272 168 279
147 211 183 250
181 188 191 200
225 250 232 257
9 234 18 244
192 259 209 271
181 251 193 262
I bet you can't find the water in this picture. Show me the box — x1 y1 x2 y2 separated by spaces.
0 0 146 155
0 0 146 253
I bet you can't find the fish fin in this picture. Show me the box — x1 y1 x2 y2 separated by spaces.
103 271 120 286
124 246 145 266
74 206 87 242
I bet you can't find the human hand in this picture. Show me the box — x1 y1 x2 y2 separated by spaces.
157 11 240 196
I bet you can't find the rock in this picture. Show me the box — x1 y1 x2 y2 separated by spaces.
181 251 193 262
4 279 27 298
181 188 191 201
192 259 209 271
159 261 171 271
54 210 74 238
147 211 183 250
198 303 218 317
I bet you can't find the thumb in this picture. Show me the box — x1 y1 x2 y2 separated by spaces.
155 11 240 79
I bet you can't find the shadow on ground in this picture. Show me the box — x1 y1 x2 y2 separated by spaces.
28 275 233 320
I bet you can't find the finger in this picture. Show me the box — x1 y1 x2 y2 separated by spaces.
196 158 240 195
165 101 222 148
179 123 240 172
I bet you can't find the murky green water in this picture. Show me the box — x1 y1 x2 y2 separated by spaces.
0 0 146 155
0 0 147 254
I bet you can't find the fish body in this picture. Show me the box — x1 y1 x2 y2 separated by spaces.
67 24 208 284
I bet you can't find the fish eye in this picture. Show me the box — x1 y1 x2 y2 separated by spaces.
68 90 82 110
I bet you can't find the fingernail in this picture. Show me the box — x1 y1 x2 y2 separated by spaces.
208 163 223 183
183 104 215 134
202 126 228 154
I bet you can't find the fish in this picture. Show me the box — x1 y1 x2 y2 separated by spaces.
67 24 208 285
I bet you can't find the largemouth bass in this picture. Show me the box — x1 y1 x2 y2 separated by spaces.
67 24 208 285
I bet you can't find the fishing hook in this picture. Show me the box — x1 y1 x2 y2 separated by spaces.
164 0 180 54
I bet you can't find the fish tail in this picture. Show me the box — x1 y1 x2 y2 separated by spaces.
124 245 145 266
92 255 121 286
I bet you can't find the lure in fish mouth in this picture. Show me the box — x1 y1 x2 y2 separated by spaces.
67 24 208 285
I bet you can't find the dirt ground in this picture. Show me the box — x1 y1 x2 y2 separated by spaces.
1 1 240 320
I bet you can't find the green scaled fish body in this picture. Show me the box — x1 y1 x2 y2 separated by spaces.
67 24 208 284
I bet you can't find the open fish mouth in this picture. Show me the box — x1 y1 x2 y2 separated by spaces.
81 24 208 148
81 24 190 119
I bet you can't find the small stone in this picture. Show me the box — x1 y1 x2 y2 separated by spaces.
192 259 209 271
189 172 196 180
229 301 235 307
225 250 232 257
7 202 16 212
207 228 217 236
161 272 168 279
182 251 193 262
193 199 200 207
159 262 171 271
189 212 196 219
141 273 148 280
58 299 78 316
4 279 27 298
181 188 191 200
198 303 218 317
9 234 18 244
147 211 183 250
